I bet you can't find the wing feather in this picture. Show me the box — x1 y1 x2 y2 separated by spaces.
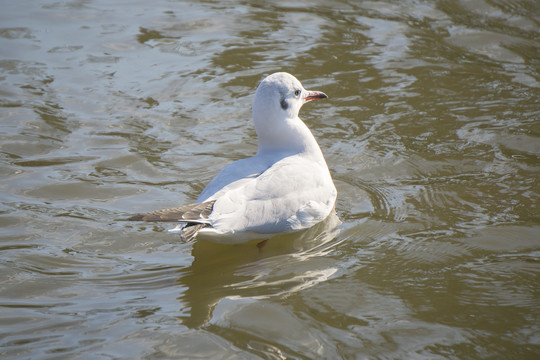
128 200 215 223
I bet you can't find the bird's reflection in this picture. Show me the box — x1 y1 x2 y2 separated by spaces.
175 211 341 328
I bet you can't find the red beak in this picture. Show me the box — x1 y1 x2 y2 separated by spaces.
304 90 328 102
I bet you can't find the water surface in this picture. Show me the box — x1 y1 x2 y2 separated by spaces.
1 0 539 358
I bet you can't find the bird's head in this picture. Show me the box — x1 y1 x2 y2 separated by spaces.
252 72 327 121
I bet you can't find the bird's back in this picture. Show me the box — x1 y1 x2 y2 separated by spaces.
201 151 336 237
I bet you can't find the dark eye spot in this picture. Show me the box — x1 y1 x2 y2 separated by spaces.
280 98 288 110
294 90 301 96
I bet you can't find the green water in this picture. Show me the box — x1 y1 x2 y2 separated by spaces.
1 0 539 358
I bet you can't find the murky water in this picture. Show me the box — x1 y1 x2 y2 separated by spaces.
1 0 539 358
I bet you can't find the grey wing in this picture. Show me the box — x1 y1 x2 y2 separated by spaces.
128 200 215 223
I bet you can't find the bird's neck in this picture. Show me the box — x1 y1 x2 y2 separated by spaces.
255 115 324 160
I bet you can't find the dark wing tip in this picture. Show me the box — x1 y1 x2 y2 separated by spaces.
127 214 145 221
180 223 207 242
126 200 216 223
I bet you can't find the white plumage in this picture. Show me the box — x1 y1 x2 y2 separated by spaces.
129 72 337 244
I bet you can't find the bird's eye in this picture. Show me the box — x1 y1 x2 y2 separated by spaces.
294 90 301 97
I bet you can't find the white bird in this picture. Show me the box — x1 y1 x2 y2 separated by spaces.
129 72 337 245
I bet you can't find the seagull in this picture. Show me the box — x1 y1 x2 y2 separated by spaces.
128 72 337 245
